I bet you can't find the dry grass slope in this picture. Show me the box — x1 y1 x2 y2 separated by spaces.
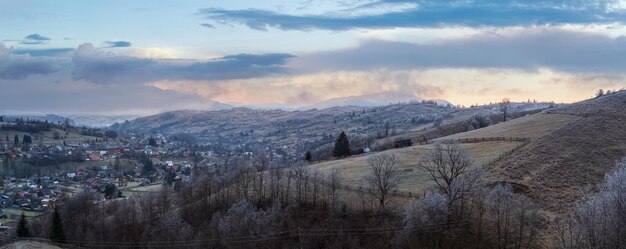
487 91 626 211
310 141 523 195
439 113 581 140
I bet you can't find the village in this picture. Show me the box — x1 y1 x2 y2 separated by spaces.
0 121 209 232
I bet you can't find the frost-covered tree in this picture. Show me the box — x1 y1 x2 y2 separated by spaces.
556 157 626 249
486 184 541 249
418 141 478 211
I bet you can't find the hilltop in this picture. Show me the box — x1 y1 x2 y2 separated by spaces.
113 101 552 159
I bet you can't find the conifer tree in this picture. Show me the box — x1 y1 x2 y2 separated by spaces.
148 137 157 147
305 151 312 162
16 213 30 238
22 135 32 144
50 206 66 243
332 131 350 158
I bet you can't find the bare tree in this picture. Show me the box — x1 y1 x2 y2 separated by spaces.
595 88 604 98
499 98 511 122
252 154 268 203
364 153 402 212
486 184 541 249
556 157 626 249
327 168 342 211
291 162 310 205
418 141 476 210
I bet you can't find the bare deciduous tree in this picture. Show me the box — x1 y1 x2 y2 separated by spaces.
486 184 541 249
327 168 341 211
252 153 268 203
364 153 402 212
499 98 511 122
418 141 476 209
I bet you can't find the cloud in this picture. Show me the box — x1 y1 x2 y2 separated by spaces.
0 43 59 79
152 68 625 108
13 48 75 57
0 78 223 115
103 41 132 48
291 29 626 74
71 43 295 84
21 33 51 44
200 23 215 28
150 70 445 106
199 0 626 31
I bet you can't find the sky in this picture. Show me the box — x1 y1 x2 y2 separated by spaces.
1 0 626 115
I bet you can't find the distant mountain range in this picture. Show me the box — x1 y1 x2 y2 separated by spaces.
225 92 453 110
306 93 453 109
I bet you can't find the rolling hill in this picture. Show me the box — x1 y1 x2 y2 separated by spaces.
113 101 552 159
303 91 626 212
487 90 626 211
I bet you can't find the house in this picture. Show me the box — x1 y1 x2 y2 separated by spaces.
13 198 30 209
0 141 10 151
394 139 413 148
107 148 122 155
89 152 102 161
7 151 17 158
41 198 50 208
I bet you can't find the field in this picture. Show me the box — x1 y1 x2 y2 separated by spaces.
0 208 43 235
120 182 164 197
2 208 40 218
307 112 583 199
310 140 524 195
438 113 581 140
0 128 100 146
0 241 62 249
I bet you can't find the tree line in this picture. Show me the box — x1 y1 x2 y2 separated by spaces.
10 141 550 248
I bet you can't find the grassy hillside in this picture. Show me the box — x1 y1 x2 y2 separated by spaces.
486 91 626 211
439 113 581 140
0 128 98 146
309 140 524 195
306 92 626 213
